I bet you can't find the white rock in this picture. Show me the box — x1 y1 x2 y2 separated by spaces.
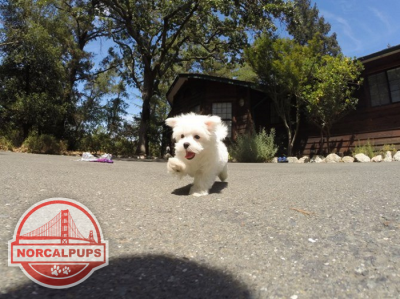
355 153 370 163
371 155 382 162
325 153 341 163
341 156 354 163
298 156 310 163
311 155 325 163
383 151 392 162
271 157 278 163
287 157 298 163
393 151 400 161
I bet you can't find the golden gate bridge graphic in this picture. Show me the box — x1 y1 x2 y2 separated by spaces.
19 209 96 244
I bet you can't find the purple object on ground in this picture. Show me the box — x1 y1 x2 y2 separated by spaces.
90 158 114 163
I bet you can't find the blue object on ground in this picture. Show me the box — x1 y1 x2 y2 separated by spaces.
278 157 288 163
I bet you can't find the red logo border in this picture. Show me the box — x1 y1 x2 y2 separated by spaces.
8 198 109 289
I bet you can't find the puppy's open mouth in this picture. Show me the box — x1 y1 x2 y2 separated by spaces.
185 151 196 160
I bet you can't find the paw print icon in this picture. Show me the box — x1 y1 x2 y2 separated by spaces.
62 266 71 275
51 265 61 276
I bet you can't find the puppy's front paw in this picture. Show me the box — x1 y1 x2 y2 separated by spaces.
167 158 186 176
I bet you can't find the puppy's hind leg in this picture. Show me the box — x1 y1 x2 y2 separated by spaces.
218 163 228 182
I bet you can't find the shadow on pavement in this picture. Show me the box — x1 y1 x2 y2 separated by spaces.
2 254 250 299
172 182 228 196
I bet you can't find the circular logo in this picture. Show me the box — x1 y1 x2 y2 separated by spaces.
8 198 108 289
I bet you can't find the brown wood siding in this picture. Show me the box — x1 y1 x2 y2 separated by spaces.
299 102 400 155
297 49 400 156
301 129 400 155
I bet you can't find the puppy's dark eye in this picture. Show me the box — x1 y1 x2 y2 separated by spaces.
181 134 184 138
194 135 200 140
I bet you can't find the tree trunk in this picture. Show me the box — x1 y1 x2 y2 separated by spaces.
287 128 292 157
319 128 324 155
325 126 332 154
289 99 301 157
136 96 151 156
135 70 154 156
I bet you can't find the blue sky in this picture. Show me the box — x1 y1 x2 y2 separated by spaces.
312 0 400 57
91 1 400 118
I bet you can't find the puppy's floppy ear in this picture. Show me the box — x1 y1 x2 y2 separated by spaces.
165 117 178 128
204 115 221 132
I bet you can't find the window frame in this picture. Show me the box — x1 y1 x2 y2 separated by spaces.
368 66 400 107
211 102 233 138
387 67 400 103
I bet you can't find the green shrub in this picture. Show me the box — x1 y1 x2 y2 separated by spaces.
79 134 135 157
378 144 397 156
23 134 66 154
352 139 375 158
79 133 110 154
230 128 278 162
114 139 135 157
4 129 24 147
0 136 13 151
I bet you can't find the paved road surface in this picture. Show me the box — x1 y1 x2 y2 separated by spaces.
0 151 399 298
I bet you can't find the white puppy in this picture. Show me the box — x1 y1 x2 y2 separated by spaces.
165 113 228 196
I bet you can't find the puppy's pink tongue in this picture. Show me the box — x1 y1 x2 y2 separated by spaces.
185 151 195 160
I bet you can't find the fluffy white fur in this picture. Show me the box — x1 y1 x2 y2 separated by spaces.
165 113 228 196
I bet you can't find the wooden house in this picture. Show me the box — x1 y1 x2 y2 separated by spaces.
166 45 400 156
166 73 281 141
299 44 400 155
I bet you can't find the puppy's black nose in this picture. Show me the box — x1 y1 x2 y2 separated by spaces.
183 142 190 149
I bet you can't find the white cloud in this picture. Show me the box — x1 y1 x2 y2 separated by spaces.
368 6 398 36
368 7 390 31
319 9 363 54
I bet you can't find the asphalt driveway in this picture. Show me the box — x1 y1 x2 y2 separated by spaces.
0 151 399 298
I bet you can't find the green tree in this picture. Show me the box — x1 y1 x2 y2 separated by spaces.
0 0 114 147
285 0 340 56
75 69 128 137
52 0 110 143
0 0 66 140
104 93 129 138
302 55 364 153
230 62 258 82
99 0 289 155
246 35 316 156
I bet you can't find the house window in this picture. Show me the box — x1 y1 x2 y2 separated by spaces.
368 66 400 106
387 68 400 103
212 102 232 137
368 72 390 106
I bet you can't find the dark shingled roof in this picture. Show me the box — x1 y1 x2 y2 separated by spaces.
166 73 262 105
358 44 400 63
